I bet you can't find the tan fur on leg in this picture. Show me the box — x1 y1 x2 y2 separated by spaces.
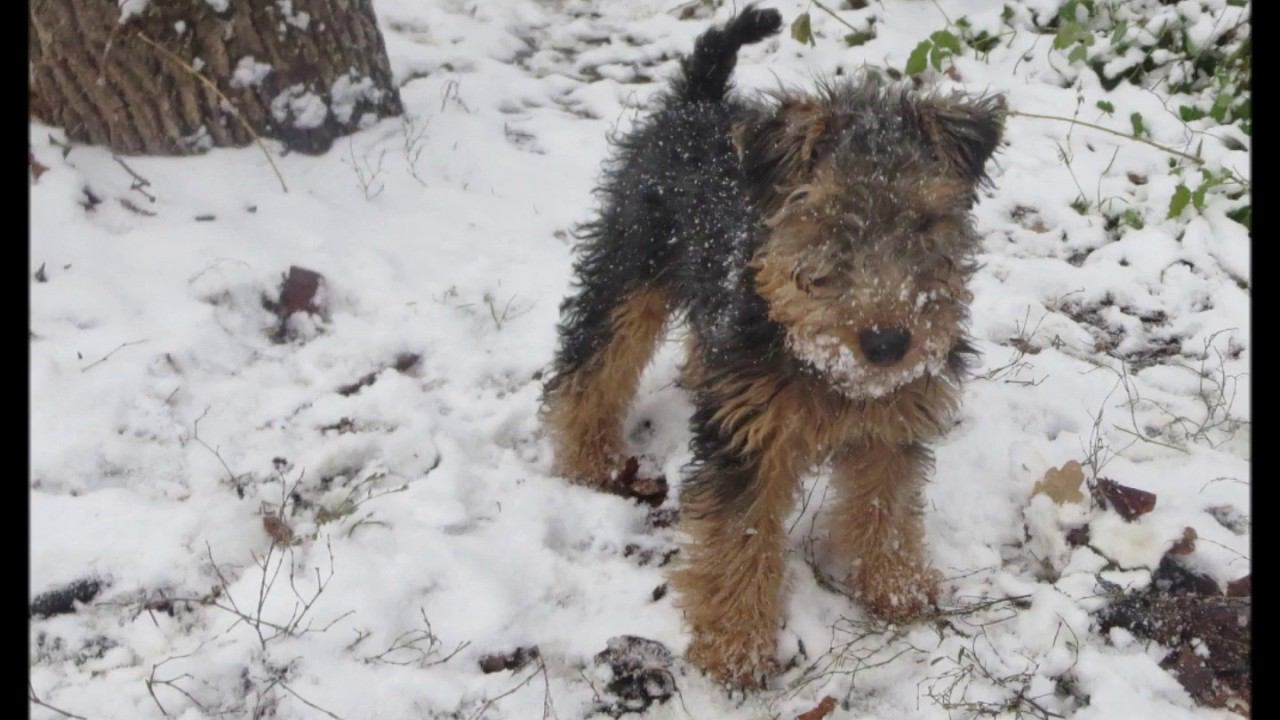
672 370 825 687
675 484 788 688
545 288 670 486
828 443 939 622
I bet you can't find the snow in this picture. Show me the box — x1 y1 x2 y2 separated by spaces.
230 56 273 89
32 1 1249 719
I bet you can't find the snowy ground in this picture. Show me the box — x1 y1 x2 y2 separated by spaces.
30 1 1250 718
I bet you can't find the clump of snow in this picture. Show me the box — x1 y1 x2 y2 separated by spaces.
329 72 384 124
229 56 273 89
117 0 150 22
277 0 311 30
271 84 329 129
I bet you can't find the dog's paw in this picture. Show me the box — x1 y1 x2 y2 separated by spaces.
687 632 778 690
854 564 942 624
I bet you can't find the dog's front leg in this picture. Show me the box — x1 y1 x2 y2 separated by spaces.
669 371 813 690
828 441 940 623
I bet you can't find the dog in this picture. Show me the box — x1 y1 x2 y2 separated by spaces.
542 5 1004 687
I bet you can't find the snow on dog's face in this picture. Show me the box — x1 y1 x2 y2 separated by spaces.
740 78 1003 399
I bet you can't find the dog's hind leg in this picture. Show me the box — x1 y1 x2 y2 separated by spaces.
542 273 671 487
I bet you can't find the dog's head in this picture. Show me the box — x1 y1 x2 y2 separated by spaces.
736 77 1004 398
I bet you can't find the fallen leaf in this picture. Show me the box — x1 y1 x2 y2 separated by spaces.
263 514 295 545
797 696 837 720
1032 461 1085 505
30 152 49 181
608 456 669 507
277 266 325 318
1095 478 1156 520
1170 526 1197 555
479 646 540 674
1227 575 1250 598
1065 525 1090 546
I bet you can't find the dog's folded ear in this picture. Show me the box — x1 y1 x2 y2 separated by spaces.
731 98 833 204
915 94 1006 184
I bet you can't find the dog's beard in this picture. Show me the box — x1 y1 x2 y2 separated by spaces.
786 331 947 400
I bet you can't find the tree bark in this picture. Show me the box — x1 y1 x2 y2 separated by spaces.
29 0 403 155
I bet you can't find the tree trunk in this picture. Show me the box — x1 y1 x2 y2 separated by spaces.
29 0 403 156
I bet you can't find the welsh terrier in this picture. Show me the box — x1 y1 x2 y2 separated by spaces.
541 5 1004 688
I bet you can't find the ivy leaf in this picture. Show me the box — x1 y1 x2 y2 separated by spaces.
906 40 932 76
1209 92 1233 122
1226 205 1250 230
930 43 946 71
1168 184 1192 218
1054 21 1088 50
1130 112 1147 138
791 12 814 46
1110 19 1128 46
1179 105 1207 122
1096 100 1115 114
1068 44 1088 63
930 30 962 54
844 29 876 47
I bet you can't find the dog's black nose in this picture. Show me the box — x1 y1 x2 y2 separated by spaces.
858 328 912 367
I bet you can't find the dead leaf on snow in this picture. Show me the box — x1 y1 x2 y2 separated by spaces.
1032 460 1085 505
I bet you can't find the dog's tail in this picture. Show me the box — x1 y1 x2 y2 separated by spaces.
676 5 782 103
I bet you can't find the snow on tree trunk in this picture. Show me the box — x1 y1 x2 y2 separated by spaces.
29 0 403 155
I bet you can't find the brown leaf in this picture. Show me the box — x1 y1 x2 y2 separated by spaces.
1152 555 1220 596
393 353 421 373
1170 526 1197 555
1009 336 1042 354
262 514 295 545
30 152 49 181
1206 504 1248 535
797 696 837 720
479 646 540 674
277 266 325 318
1065 525 1090 547
646 507 679 529
1127 172 1148 185
1032 461 1085 505
1227 575 1250 598
607 457 669 507
1094 478 1156 520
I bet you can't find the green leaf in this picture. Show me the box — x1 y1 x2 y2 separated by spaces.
1192 183 1210 211
1168 185 1192 218
1001 5 1015 23
906 40 932 75
791 12 814 46
931 30 963 53
1179 105 1207 122
930 44 947 71
1068 44 1088 63
1054 21 1087 50
1226 205 1251 229
844 29 876 47
1096 100 1115 114
1121 209 1143 229
970 31 999 54
1210 92 1233 122
1110 19 1128 46
1129 112 1146 138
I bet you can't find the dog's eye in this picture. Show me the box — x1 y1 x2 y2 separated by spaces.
785 188 811 206
799 274 833 294
913 217 937 234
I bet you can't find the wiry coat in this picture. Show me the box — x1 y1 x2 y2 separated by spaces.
542 5 1005 688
